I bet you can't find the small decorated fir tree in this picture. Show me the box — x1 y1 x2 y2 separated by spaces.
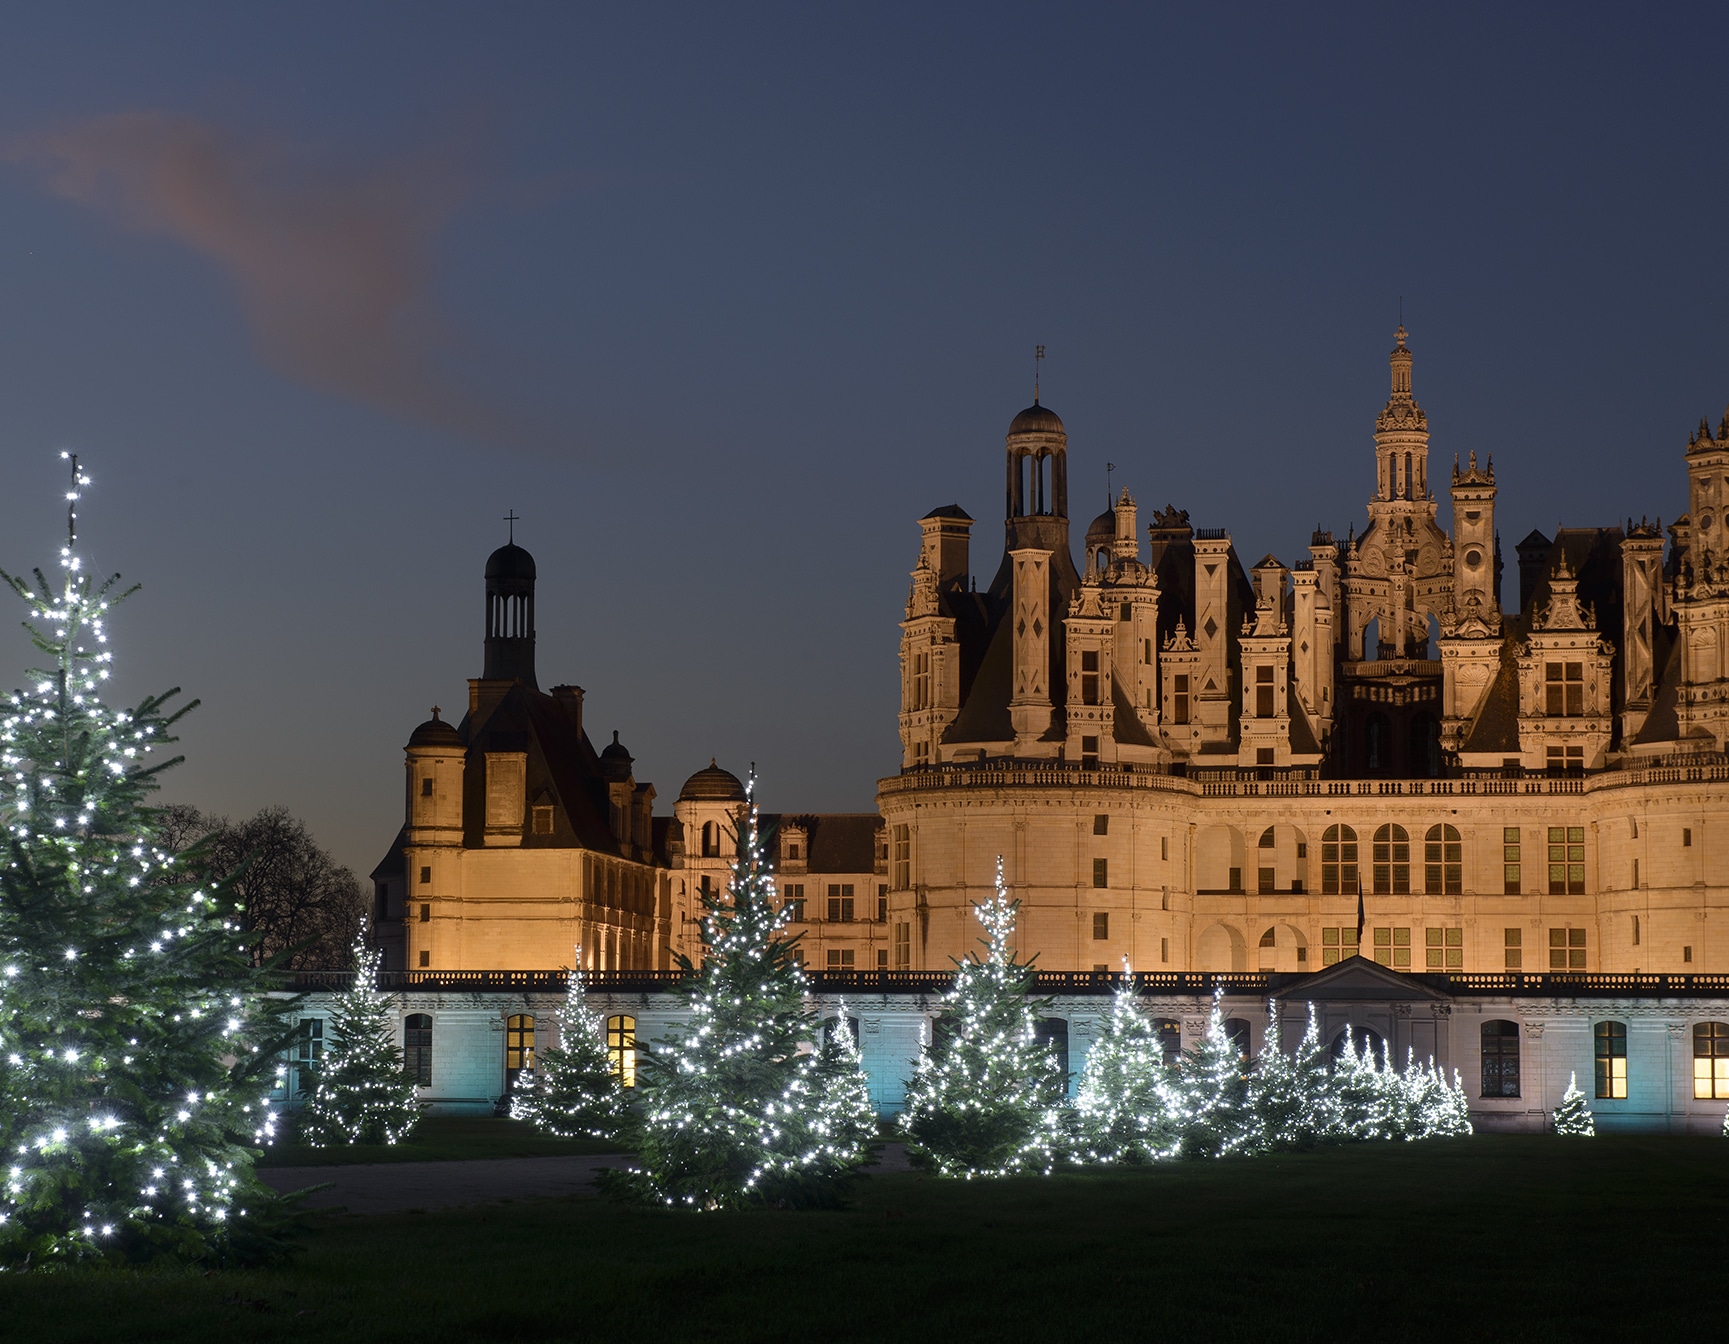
510 950 629 1139
0 458 285 1267
901 858 1067 1177
1553 1072 1595 1136
301 936 421 1146
612 774 874 1208
1073 965 1179 1164
1172 989 1258 1159
1329 1025 1387 1142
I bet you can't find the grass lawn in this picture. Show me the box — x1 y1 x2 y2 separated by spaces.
4 1134 1725 1342
254 1116 624 1166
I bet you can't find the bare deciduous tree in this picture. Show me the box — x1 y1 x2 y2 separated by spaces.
157 805 367 969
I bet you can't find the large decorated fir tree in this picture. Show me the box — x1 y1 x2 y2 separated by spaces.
0 458 286 1266
611 775 875 1208
300 935 421 1146
1248 1001 1337 1152
1073 966 1179 1163
510 949 629 1140
900 859 1067 1177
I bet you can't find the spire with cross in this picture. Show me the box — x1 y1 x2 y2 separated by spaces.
504 510 520 544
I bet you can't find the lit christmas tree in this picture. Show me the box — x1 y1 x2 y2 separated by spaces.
900 859 1067 1178
1249 1001 1338 1151
1329 1025 1389 1142
1172 989 1258 1159
1553 1072 1595 1136
1073 965 1180 1164
300 935 421 1146
610 775 875 1208
0 457 284 1266
509 949 628 1140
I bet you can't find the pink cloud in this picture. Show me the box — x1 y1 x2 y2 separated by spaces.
6 111 534 446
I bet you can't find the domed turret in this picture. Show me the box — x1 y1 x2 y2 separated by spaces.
599 730 634 781
1084 508 1116 577
679 759 746 802
482 532 537 687
1008 402 1065 437
407 706 463 750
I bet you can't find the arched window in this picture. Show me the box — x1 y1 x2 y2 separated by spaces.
404 1013 432 1087
1594 1020 1627 1099
1034 1018 1070 1094
1258 926 1276 949
1424 824 1462 895
1322 825 1358 895
607 1014 637 1088
1373 825 1410 895
1223 1018 1252 1062
1694 1022 1729 1099
1481 1020 1520 1097
701 821 721 859
1257 827 1276 894
506 1014 534 1088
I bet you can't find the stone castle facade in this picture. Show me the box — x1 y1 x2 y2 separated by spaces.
880 328 1729 978
373 327 1729 981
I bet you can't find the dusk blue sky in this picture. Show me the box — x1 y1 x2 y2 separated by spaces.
1 4 1726 877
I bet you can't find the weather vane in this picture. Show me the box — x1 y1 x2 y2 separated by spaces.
1107 460 1117 507
504 510 519 544
1034 344 1045 403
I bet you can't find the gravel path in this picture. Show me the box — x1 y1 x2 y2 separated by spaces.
259 1142 914 1214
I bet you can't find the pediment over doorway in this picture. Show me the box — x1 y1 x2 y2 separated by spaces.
1265 955 1450 1003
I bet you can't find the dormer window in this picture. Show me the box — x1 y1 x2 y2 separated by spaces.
532 806 554 835
787 843 801 860
1545 662 1584 716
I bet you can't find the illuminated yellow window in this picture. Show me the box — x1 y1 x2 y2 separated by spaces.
1373 926 1411 969
607 1014 637 1088
1424 926 1464 970
1320 926 1358 966
1694 1021 1729 1100
505 1014 535 1073
1594 1020 1627 1100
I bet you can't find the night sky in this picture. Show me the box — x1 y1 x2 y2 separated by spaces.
1 4 1727 878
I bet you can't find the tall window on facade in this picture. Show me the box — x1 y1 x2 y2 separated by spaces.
827 885 855 921
1548 827 1585 894
506 1014 535 1088
1545 661 1585 716
1424 824 1462 894
295 1018 323 1092
606 1014 637 1087
893 921 911 969
1594 1020 1628 1099
404 1014 433 1087
1372 824 1410 895
1223 1018 1252 1061
1255 665 1275 717
1321 926 1359 965
1156 1019 1182 1066
892 824 911 889
1092 858 1108 888
701 821 722 858
782 883 805 921
1504 927 1522 970
911 650 930 709
1322 825 1359 895
1081 650 1100 705
1258 827 1275 894
1549 927 1586 970
1480 1020 1520 1097
1093 912 1109 940
1372 926 1411 969
1172 674 1190 725
1503 827 1521 895
1424 927 1463 970
1693 1022 1729 1099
